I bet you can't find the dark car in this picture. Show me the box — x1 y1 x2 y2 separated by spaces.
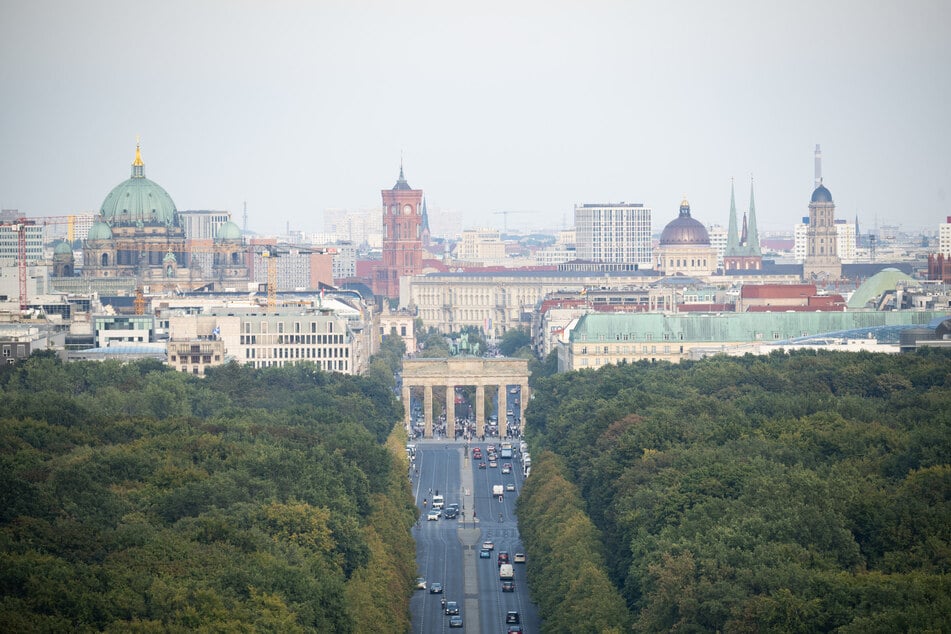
443 507 458 519
429 582 443 594
448 614 463 628
497 551 510 566
501 580 515 592
507 626 523 633
479 548 491 559
506 610 520 624
445 601 459 615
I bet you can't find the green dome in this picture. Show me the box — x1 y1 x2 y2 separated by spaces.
216 220 243 241
847 268 915 309
54 240 73 255
100 145 178 227
87 221 113 241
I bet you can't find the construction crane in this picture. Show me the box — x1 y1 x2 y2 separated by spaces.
36 215 81 243
254 244 336 311
0 218 35 311
492 210 538 232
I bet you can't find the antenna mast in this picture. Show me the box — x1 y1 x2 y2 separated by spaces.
242 201 248 233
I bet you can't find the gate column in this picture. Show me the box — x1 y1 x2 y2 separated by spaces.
475 384 485 439
424 384 433 438
446 385 454 439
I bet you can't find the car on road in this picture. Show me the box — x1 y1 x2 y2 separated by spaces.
506 610 520 624
429 582 443 594
427 509 440 521
502 463 512 474
443 507 458 519
501 580 515 592
479 548 491 558
478 462 486 469
497 551 510 566
514 552 526 563
444 601 459 615
415 577 426 590
506 483 516 492
507 626 523 633
448 614 463 628
489 460 498 468
482 540 494 551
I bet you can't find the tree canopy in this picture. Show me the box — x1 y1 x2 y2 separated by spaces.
0 356 416 632
520 349 951 631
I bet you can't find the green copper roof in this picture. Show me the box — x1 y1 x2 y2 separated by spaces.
847 268 916 309
100 144 178 227
53 240 73 255
215 220 242 241
569 310 945 345
87 221 113 241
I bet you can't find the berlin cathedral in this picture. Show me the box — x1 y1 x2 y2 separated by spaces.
81 144 248 292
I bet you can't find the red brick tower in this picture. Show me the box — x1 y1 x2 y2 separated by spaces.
377 165 423 299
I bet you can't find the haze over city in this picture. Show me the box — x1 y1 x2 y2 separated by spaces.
1 0 948 235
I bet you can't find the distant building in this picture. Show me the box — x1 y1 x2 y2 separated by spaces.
574 202 652 268
0 222 44 265
802 180 842 280
723 179 762 271
708 224 727 269
559 310 945 371
655 197 717 276
939 216 951 257
376 165 424 299
167 306 372 374
836 219 857 263
457 228 507 264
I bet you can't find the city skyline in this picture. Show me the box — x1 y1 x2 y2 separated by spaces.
1 1 949 236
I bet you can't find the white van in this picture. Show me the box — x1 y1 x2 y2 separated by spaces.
499 563 514 579
432 495 444 509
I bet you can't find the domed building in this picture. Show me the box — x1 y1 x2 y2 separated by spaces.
52 240 75 277
655 197 717 276
802 179 841 280
83 143 190 288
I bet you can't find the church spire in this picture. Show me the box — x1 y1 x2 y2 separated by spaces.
747 176 761 256
725 178 740 254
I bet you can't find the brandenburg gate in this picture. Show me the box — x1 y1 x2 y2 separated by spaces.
401 357 530 439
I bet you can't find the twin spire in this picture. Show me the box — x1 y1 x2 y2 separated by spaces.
725 177 760 256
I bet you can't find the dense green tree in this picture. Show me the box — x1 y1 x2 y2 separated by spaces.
519 349 951 631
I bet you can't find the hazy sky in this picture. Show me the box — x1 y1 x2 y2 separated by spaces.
2 0 949 236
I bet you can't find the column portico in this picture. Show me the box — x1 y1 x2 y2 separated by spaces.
402 358 530 440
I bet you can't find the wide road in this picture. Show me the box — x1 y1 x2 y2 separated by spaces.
409 440 540 633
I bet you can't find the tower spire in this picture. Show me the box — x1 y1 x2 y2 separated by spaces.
725 178 740 254
747 175 761 256
131 137 145 178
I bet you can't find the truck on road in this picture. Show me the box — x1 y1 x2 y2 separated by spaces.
492 484 504 500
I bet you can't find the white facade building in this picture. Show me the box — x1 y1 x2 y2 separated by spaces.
836 220 857 263
708 224 727 269
939 216 951 257
794 220 809 262
574 203 652 268
456 228 507 264
0 223 44 264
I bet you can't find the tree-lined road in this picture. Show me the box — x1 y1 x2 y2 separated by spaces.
410 441 539 633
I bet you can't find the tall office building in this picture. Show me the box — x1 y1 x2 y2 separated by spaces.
574 202 652 268
939 216 951 257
